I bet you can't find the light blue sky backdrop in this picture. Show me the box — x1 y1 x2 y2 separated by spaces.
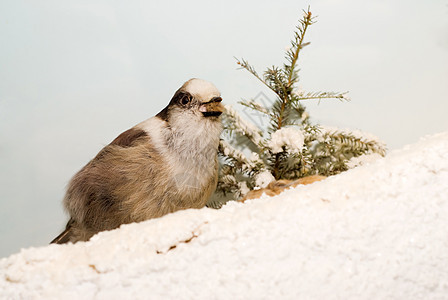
1 0 447 257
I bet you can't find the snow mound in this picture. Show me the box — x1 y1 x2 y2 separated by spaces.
1 132 448 299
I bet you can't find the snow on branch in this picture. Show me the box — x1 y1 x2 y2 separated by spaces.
223 104 263 147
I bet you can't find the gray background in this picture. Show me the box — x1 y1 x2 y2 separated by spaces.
1 0 447 258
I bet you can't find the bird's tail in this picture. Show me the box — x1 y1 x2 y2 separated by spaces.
50 219 74 244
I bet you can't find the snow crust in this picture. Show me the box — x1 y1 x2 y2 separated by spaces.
1 132 448 299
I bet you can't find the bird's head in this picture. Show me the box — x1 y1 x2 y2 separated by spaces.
150 79 223 164
153 78 224 156
157 78 224 126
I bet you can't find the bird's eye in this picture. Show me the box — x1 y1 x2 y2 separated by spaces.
180 94 192 106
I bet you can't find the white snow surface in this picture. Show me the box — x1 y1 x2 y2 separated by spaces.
1 132 448 299
346 153 383 169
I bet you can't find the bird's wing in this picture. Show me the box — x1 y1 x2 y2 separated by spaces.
110 128 149 148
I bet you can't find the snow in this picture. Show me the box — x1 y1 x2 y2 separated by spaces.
238 181 250 196
346 153 383 169
254 170 275 188
1 131 448 299
268 126 305 154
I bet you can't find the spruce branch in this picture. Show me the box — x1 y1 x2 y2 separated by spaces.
235 58 277 95
264 66 289 99
219 139 251 167
276 8 315 131
238 99 269 115
294 91 350 102
318 126 387 157
284 7 315 90
223 105 263 146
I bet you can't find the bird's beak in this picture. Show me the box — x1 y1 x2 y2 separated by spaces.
199 97 224 117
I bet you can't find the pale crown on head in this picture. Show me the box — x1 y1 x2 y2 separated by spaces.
182 78 221 103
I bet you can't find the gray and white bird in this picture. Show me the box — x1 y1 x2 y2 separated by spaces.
51 78 224 244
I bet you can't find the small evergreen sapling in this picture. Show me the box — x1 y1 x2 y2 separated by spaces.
209 8 386 207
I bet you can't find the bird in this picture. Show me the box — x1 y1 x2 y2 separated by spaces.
51 78 224 244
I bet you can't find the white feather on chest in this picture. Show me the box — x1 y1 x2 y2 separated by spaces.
137 115 221 192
